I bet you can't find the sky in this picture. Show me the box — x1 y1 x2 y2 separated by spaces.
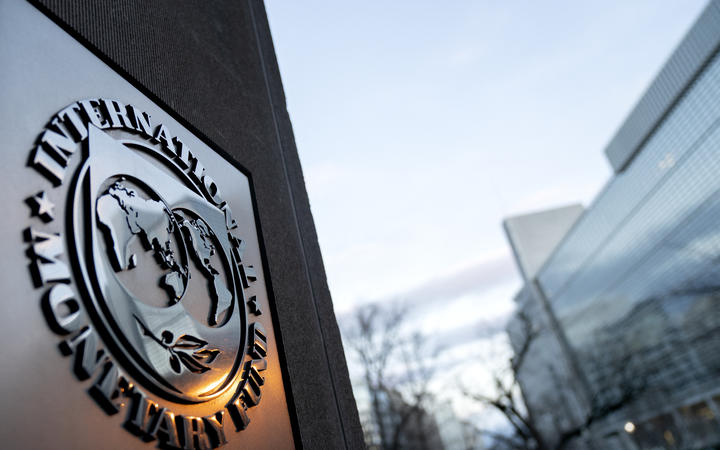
264 0 709 425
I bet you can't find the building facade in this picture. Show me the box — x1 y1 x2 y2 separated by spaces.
504 1 720 448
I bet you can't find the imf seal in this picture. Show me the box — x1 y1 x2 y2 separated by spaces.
23 99 271 448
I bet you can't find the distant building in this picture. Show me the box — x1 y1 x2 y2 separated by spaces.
504 2 720 449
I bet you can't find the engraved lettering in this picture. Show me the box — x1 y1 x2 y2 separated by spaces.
26 228 70 286
240 264 257 289
89 360 130 415
200 174 223 205
190 156 205 186
173 136 192 169
127 105 153 138
37 128 75 164
221 203 238 230
152 123 174 155
249 323 267 359
203 411 229 447
56 104 89 141
78 99 109 129
148 408 181 448
29 145 66 186
60 326 106 379
181 416 212 450
226 397 251 431
28 113 82 185
242 358 267 407
42 284 83 334
100 99 134 129
229 234 246 263
126 389 157 434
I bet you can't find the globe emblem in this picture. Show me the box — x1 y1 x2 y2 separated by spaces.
71 125 247 403
96 182 233 327
96 182 191 308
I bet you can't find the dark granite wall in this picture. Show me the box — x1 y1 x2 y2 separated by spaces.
27 1 363 448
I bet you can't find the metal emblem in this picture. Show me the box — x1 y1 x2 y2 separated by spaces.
23 99 271 448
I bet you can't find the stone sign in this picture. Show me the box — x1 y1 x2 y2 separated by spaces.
0 1 362 449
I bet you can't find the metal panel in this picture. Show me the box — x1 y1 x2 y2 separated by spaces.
605 1 720 173
0 2 296 448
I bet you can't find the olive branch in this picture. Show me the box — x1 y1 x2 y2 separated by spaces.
134 315 220 374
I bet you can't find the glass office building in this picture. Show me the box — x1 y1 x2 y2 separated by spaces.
505 2 720 448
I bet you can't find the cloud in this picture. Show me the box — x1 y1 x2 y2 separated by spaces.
388 253 518 310
439 314 511 343
338 251 520 322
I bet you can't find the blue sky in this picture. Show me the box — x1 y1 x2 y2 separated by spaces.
265 0 708 422
266 0 706 317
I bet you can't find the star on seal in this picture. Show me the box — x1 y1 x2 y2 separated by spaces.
26 191 55 222
247 296 262 316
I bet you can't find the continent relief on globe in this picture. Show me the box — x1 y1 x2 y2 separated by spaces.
97 182 187 302
96 182 232 324
180 218 232 325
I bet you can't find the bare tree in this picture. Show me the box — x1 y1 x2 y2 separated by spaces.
464 309 650 450
462 310 546 450
343 303 403 449
343 303 444 450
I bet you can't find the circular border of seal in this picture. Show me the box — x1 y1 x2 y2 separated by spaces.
23 98 270 449
68 126 248 404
